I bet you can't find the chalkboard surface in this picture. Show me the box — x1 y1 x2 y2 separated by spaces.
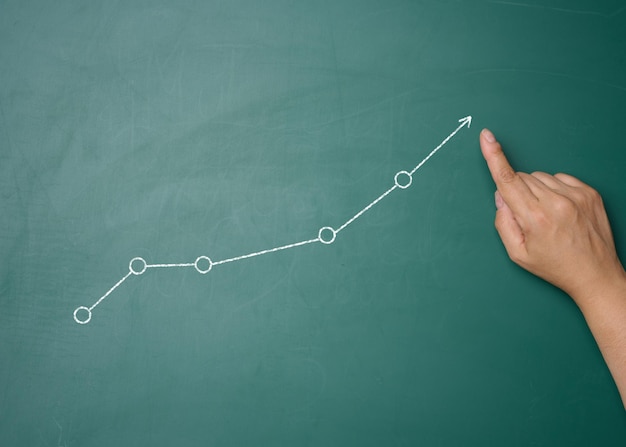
1 0 625 445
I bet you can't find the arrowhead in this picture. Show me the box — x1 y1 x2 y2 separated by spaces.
458 116 472 128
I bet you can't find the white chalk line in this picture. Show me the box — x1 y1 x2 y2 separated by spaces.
89 271 132 312
409 116 471 176
147 263 195 268
213 238 321 266
336 184 398 233
73 115 472 324
73 271 133 324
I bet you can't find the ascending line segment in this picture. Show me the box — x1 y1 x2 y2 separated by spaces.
73 115 472 324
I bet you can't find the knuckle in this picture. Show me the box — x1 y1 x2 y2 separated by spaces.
498 167 517 184
508 251 525 266
574 190 589 206
555 172 578 183
585 185 602 202
529 206 551 226
566 185 598 207
552 195 577 216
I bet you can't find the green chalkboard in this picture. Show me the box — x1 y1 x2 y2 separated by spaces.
1 0 625 445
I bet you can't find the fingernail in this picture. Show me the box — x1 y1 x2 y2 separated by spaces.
482 128 496 143
495 191 504 209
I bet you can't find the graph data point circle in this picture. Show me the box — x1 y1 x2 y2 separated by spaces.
129 257 147 275
394 170 413 189
73 306 92 324
195 256 213 274
318 226 336 245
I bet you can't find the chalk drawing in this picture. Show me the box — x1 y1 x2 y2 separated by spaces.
73 116 472 324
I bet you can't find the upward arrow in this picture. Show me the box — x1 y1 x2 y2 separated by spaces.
459 115 472 128
409 115 473 175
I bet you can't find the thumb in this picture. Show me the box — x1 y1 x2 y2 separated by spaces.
494 191 526 263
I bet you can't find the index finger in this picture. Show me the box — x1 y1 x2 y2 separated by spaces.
480 129 536 206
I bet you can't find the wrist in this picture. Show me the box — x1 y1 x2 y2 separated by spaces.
572 264 626 315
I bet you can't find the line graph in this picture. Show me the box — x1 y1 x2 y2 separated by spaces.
73 116 472 324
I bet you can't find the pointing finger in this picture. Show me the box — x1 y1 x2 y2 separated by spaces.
480 129 537 208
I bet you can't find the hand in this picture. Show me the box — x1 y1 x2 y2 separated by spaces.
480 128 626 409
479 128 626 307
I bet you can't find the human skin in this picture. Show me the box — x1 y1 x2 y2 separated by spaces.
480 128 626 409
